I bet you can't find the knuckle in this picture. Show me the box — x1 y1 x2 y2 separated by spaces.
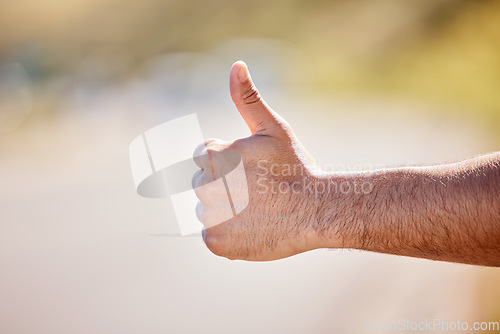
193 174 226 202
193 182 208 202
196 200 210 228
193 153 208 169
193 139 231 161
195 201 207 223
204 138 225 150
193 138 219 158
196 201 231 227
191 169 203 189
193 139 223 169
203 231 228 257
193 141 207 158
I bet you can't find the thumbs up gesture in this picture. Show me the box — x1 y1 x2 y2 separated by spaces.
192 61 325 261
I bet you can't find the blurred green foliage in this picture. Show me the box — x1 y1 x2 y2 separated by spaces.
0 0 499 133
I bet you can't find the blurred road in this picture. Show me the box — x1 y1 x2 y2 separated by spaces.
0 51 499 333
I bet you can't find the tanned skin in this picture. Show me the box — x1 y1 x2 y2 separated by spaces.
192 61 500 266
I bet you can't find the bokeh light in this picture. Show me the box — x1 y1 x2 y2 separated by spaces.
1 0 499 333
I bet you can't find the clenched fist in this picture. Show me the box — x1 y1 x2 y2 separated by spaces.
192 61 330 261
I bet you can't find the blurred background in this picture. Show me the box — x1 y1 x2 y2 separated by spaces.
1 0 499 333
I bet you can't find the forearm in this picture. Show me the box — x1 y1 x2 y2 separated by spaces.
315 152 500 266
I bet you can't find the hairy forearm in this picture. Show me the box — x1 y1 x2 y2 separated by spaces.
315 152 500 266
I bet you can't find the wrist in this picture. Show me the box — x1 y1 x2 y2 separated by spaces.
307 170 371 251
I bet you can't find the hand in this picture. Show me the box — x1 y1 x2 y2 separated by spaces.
192 61 324 261
192 62 500 265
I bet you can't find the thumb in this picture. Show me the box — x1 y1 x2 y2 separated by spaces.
230 61 282 135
